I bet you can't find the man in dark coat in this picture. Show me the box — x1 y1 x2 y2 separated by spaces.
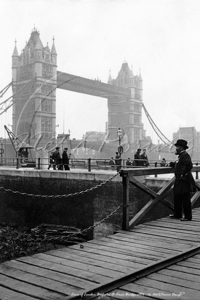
62 147 70 170
141 149 149 167
115 152 121 172
52 147 62 170
169 139 195 221
134 148 142 166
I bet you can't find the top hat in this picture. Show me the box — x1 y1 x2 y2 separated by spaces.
174 139 188 149
64 147 68 150
56 146 60 150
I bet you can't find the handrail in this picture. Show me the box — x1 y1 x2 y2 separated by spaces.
120 166 200 231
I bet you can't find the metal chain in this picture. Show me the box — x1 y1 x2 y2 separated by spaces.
47 203 124 242
0 171 122 244
0 172 119 199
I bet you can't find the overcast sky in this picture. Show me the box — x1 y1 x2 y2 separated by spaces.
1 0 200 143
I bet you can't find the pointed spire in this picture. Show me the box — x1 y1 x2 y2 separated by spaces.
12 39 19 56
51 36 57 55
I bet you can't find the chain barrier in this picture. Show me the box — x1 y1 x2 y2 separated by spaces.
0 172 119 199
0 171 122 243
41 203 124 243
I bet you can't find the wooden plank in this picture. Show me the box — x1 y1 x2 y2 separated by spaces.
102 288 152 300
130 278 199 300
65 244 155 265
96 236 181 255
120 165 200 176
2 260 98 290
117 282 195 300
168 264 200 276
137 223 200 236
120 166 176 177
53 246 151 267
86 239 177 257
0 265 78 296
113 232 195 248
15 255 110 284
0 273 67 300
148 273 200 291
159 269 200 284
40 249 136 274
129 227 200 242
72 241 165 260
148 219 200 230
177 260 200 269
0 286 37 300
18 253 122 278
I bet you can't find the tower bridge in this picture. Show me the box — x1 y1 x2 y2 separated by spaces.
11 28 144 149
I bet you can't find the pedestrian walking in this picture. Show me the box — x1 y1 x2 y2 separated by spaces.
169 139 196 221
141 149 149 166
52 147 62 170
134 148 142 166
48 152 54 170
62 147 70 170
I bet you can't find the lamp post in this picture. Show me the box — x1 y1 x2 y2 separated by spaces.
117 128 124 157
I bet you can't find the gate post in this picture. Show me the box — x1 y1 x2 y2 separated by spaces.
122 174 129 230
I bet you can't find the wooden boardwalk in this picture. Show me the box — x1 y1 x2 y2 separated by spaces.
0 208 200 299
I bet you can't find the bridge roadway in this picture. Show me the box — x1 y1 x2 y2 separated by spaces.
0 208 200 299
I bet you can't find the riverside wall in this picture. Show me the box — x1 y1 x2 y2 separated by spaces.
1 168 198 238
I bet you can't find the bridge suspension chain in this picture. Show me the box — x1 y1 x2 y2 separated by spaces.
0 79 35 115
142 103 171 145
0 82 12 98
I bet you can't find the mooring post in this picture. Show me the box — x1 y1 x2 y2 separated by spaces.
88 158 91 172
122 174 130 230
155 161 157 177
38 157 40 170
16 157 19 169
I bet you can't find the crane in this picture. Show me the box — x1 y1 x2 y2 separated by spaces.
4 125 35 166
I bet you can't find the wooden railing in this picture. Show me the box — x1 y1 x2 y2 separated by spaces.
120 166 200 230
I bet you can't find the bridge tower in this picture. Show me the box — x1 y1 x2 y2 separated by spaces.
12 28 57 145
107 62 144 145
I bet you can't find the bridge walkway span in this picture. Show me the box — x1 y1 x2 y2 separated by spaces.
0 208 200 299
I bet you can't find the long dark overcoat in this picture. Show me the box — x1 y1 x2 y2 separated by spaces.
173 151 195 194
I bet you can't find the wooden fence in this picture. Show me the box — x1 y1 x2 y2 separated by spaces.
120 166 200 230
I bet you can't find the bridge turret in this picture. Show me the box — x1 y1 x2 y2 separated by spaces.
12 28 57 146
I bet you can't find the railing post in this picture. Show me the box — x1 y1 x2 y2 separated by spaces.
16 157 19 169
122 174 129 230
155 162 157 177
38 157 40 170
88 158 91 172
196 162 199 180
